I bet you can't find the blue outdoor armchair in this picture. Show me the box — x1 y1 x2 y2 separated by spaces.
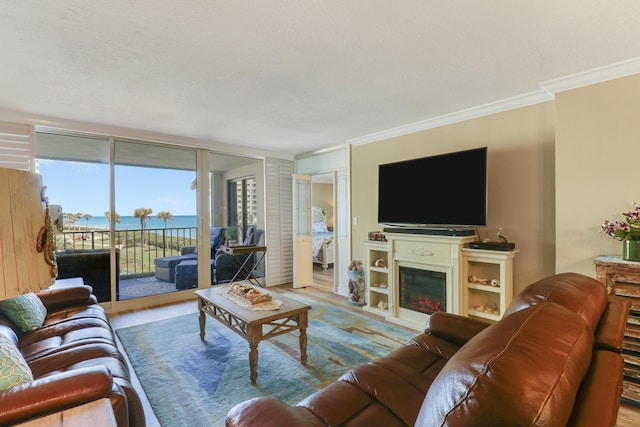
154 227 225 283
214 226 264 284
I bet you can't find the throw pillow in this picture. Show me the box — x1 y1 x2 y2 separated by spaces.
0 293 47 332
0 333 33 391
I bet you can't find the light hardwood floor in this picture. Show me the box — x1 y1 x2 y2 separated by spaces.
108 271 640 426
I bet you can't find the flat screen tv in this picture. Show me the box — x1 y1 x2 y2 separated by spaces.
378 147 487 229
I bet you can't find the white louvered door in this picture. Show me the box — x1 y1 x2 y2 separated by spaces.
0 121 34 171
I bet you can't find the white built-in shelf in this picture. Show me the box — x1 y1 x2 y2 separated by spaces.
461 248 518 323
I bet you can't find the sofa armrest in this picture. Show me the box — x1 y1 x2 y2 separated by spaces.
595 295 630 353
226 397 325 427
425 312 490 346
0 366 114 426
568 350 624 427
36 286 96 309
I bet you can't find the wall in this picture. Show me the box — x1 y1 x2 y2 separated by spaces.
555 74 640 275
351 102 556 295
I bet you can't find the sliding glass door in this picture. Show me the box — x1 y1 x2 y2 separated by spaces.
113 140 197 299
35 132 113 302
209 153 264 282
36 131 268 309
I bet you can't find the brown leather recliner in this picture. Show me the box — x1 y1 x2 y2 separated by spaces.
226 273 629 427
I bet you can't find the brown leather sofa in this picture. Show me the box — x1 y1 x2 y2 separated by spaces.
0 282 145 426
226 273 630 427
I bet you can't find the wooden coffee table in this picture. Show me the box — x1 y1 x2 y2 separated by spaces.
195 286 311 383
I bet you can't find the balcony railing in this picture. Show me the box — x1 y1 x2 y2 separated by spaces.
55 227 197 277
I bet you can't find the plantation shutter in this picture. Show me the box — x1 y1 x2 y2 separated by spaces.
264 157 293 286
0 121 35 171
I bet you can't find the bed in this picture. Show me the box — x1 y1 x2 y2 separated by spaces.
312 205 334 269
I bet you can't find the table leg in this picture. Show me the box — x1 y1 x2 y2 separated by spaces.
299 328 307 364
249 343 259 383
298 311 308 364
198 297 206 340
248 326 260 383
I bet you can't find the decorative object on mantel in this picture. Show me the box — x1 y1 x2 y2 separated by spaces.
410 247 434 257
368 231 387 241
468 227 516 251
601 202 640 261
347 260 365 306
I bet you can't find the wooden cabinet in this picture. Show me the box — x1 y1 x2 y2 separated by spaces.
460 248 517 322
363 240 391 316
594 255 640 406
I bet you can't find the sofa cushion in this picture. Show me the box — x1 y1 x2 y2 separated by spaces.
18 317 116 361
0 293 47 332
191 227 226 255
0 333 33 391
211 226 226 248
416 303 594 427
243 226 255 245
154 254 197 269
503 272 607 332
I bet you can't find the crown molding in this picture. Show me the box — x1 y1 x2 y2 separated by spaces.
350 57 640 147
540 56 640 94
348 90 553 146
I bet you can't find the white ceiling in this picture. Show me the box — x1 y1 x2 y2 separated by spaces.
1 1 640 155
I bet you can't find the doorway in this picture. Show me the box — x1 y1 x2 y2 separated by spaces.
311 173 335 291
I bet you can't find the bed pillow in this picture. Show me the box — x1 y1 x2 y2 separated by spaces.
0 293 47 332
0 333 33 391
312 222 328 233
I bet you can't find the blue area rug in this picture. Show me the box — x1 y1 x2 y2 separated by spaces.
115 292 417 427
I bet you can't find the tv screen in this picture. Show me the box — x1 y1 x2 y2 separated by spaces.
378 147 487 228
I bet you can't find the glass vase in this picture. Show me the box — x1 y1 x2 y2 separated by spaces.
623 238 640 262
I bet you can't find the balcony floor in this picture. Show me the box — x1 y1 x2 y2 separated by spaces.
118 276 180 300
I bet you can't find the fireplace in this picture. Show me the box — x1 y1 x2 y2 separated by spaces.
399 266 446 315
368 233 472 331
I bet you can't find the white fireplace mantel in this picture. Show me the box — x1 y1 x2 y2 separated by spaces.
364 232 476 331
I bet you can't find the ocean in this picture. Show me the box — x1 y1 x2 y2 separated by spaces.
73 215 197 231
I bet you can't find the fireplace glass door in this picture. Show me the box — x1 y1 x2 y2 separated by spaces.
398 266 446 315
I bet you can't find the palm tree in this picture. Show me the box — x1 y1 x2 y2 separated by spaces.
64 212 82 229
104 211 121 225
156 211 174 228
134 208 153 245
83 213 92 229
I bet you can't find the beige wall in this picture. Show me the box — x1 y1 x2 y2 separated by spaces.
351 102 556 295
556 74 640 275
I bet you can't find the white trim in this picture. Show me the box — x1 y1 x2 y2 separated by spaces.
349 57 640 147
540 57 640 94
295 143 350 159
348 90 553 146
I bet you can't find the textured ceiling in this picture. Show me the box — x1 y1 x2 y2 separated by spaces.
1 1 640 155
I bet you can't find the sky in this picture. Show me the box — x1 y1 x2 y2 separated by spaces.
37 159 197 216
